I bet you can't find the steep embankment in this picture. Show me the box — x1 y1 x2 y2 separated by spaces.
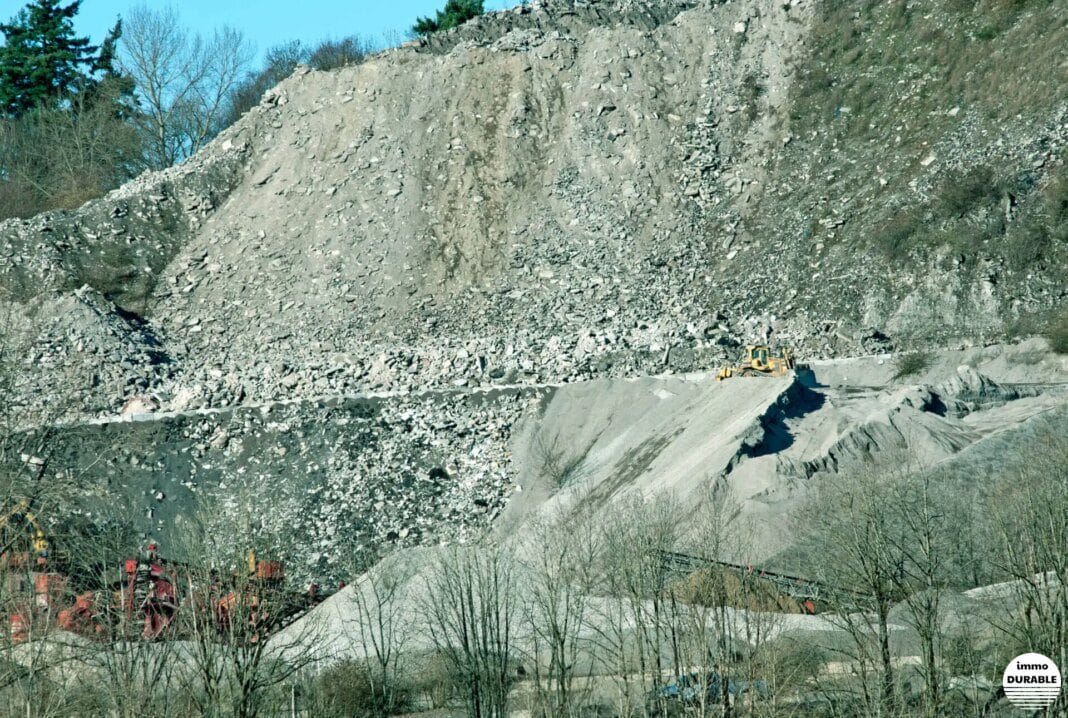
3 0 1064 423
7 383 539 576
5 336 1065 578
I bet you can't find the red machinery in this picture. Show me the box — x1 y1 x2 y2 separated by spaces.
5 538 180 643
214 551 291 641
0 501 331 645
120 541 180 639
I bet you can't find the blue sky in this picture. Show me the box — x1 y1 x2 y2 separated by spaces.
51 0 522 63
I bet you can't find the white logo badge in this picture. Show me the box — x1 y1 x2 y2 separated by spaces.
1003 653 1061 711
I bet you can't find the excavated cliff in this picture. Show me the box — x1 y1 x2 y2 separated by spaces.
1 0 1066 572
3 0 1064 422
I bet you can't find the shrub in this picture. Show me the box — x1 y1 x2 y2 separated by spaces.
764 639 830 692
311 659 413 717
223 40 307 127
1004 309 1043 340
871 209 922 259
1041 164 1068 241
223 36 371 127
1044 307 1068 354
936 165 998 217
892 350 932 380
742 73 766 122
408 651 460 709
308 36 372 71
0 79 140 221
531 433 588 488
1002 218 1050 271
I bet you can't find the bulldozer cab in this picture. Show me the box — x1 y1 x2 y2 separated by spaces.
749 346 770 368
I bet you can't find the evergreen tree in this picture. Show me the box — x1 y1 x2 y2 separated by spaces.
92 19 122 78
0 3 140 220
412 0 484 37
86 20 138 118
0 0 98 117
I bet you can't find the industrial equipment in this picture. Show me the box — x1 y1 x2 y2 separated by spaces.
716 345 796 380
0 502 328 644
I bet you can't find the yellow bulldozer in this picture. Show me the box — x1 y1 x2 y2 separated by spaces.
716 345 796 381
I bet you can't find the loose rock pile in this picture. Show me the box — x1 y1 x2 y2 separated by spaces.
4 385 537 580
1 0 1065 571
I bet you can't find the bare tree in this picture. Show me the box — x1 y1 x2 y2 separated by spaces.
91 606 181 717
0 78 141 219
343 550 416 714
173 487 323 718
0 561 81 717
678 486 746 718
529 432 589 490
582 492 683 717
985 432 1067 714
119 4 253 169
794 467 909 717
519 512 593 717
888 472 950 718
68 510 181 718
420 542 517 718
223 40 306 127
627 494 683 718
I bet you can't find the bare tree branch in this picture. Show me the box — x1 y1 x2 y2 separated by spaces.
119 4 252 170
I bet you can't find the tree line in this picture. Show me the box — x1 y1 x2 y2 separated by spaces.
0 0 485 223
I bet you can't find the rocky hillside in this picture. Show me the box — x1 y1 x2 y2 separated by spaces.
1 0 1066 571
2 0 1064 423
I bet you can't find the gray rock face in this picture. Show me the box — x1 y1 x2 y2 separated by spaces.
0 0 1065 579
4 0 1063 427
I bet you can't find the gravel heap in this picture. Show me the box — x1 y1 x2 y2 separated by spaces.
5 385 539 580
6 287 174 418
